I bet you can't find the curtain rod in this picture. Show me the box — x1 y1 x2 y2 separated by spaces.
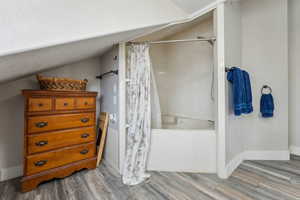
127 37 216 45
96 70 118 79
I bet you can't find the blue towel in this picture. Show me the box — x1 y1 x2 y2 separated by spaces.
227 67 253 116
260 94 274 118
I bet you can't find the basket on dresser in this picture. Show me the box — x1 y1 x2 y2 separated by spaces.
36 75 88 91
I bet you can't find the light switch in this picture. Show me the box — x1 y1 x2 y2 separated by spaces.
109 113 117 123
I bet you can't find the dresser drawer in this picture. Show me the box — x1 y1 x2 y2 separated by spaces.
27 113 95 134
28 98 52 112
26 142 95 175
76 97 95 109
27 127 95 154
55 98 75 111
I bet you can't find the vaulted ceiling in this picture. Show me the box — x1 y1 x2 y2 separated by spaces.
170 0 216 13
0 0 215 83
0 25 164 83
0 0 187 56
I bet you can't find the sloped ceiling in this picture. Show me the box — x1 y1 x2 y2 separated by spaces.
0 0 187 56
0 25 162 83
134 12 213 42
170 0 216 13
0 0 187 82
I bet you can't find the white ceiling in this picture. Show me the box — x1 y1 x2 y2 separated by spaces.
0 0 217 83
0 25 162 83
170 0 216 13
0 0 186 56
0 0 187 83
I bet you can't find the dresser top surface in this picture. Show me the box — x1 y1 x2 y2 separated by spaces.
22 90 98 97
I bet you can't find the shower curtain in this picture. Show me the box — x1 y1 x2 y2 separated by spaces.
150 59 162 129
122 43 151 185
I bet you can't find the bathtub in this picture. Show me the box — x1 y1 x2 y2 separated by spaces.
147 117 216 173
160 115 214 129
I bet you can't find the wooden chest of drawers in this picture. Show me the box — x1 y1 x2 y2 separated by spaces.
21 90 98 192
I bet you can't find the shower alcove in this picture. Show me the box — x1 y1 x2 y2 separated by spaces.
126 11 218 173
116 1 230 179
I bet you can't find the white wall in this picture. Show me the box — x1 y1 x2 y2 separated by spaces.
0 0 186 56
241 0 288 152
99 46 120 171
151 17 215 122
224 0 289 176
224 1 243 165
0 58 101 181
289 0 300 155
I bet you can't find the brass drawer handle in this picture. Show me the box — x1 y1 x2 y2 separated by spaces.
81 118 89 123
38 103 43 107
84 102 88 106
81 133 90 138
80 149 89 155
35 122 48 128
64 102 68 106
35 140 48 146
34 160 47 167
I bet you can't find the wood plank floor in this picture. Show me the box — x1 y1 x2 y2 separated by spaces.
1 155 300 200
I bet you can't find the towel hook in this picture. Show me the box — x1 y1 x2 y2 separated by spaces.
261 85 272 95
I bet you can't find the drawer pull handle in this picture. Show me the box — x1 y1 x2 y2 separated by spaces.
81 133 90 138
84 102 88 106
38 103 43 107
81 118 89 123
35 122 48 128
35 140 48 146
64 102 68 106
80 149 89 155
34 160 47 167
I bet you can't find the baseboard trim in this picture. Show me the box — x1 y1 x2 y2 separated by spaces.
225 152 244 178
225 150 290 178
290 146 300 156
102 158 120 174
244 150 290 160
0 165 23 181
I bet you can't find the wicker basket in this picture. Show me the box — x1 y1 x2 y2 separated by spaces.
36 75 88 91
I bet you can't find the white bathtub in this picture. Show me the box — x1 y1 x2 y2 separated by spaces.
147 118 216 173
161 115 214 129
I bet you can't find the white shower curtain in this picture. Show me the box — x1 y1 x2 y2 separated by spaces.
122 43 151 185
150 63 162 129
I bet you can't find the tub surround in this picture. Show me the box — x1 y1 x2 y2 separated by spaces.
140 11 217 174
148 128 216 173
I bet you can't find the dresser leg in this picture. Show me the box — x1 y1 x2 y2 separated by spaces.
21 180 39 193
21 157 97 192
